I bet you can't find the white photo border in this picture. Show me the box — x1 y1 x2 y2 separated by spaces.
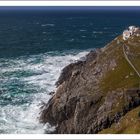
0 1 140 139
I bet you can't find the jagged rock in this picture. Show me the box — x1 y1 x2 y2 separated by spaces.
48 92 55 95
40 35 140 134
55 61 84 87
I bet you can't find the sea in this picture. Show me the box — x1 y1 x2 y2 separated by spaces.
0 7 140 134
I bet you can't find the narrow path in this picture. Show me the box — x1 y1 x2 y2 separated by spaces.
123 44 140 78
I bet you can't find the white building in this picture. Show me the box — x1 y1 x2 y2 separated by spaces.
129 26 136 35
123 30 131 40
123 25 140 40
129 26 136 31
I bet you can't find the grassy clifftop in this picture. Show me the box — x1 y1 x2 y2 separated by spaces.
100 35 140 94
99 34 140 134
99 106 140 134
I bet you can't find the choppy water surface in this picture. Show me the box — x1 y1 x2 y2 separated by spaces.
1 9 140 133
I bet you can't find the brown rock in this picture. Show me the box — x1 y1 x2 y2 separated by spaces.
40 40 140 133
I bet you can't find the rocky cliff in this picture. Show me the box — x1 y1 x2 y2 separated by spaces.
40 34 140 134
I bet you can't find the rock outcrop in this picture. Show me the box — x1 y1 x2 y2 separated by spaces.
40 34 140 134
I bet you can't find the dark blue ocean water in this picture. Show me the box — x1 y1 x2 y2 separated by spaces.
1 8 140 133
1 9 140 58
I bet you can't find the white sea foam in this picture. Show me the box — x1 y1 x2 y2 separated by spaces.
0 50 89 134
67 39 75 42
41 24 54 27
81 36 86 38
80 29 87 32
42 32 47 34
93 31 103 34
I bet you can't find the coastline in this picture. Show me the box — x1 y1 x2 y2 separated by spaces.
40 33 140 134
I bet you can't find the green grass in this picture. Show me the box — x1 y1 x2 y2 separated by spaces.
100 36 140 94
97 35 140 134
99 106 140 134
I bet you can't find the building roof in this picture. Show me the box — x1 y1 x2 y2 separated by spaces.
123 30 131 36
129 26 136 29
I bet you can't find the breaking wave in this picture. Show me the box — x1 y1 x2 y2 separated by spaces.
0 50 89 134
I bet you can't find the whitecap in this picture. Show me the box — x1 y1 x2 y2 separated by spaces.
41 24 54 27
68 39 75 42
80 29 87 32
42 32 46 34
36 22 40 25
93 31 103 34
81 35 86 38
0 50 89 134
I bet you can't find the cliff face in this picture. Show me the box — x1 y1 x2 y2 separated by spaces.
40 35 140 134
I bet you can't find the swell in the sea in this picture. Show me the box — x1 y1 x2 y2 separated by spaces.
0 50 89 134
